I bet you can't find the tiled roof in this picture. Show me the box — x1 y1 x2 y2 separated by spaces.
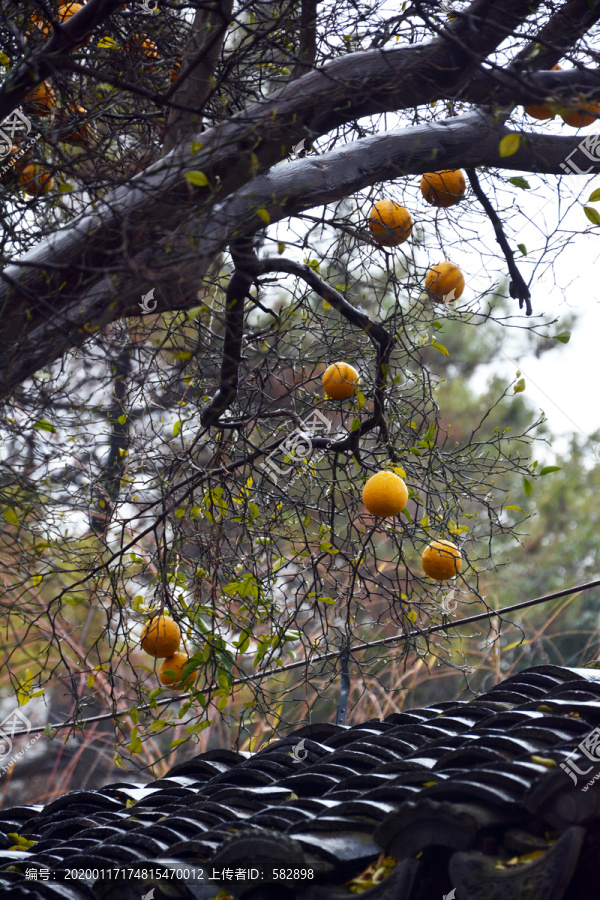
3 664 600 899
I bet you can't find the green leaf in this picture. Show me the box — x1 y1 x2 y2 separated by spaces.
523 477 533 496
256 207 270 224
356 391 366 410
588 188 600 202
514 377 525 393
117 414 127 425
431 342 449 357
316 596 336 604
539 465 561 476
0 53 10 66
169 737 189 749
555 331 570 344
584 206 600 226
508 176 530 189
517 243 527 256
86 674 95 689
185 720 211 735
278 241 286 254
33 419 56 433
432 320 443 330
3 508 19 526
190 141 203 154
499 134 520 157
505 505 525 512
97 36 117 48
350 418 361 431
184 170 209 187
248 501 260 520
173 420 182 437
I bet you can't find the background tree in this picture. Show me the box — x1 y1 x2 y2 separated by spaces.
0 0 599 802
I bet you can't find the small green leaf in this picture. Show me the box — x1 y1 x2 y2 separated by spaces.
431 342 449 357
190 141 203 154
499 134 520 157
432 320 443 330
350 418 361 431
97 36 117 48
256 207 270 224
33 419 56 433
505 505 525 512
555 331 570 344
3 508 19 526
539 465 561 476
184 170 209 186
86 674 95 689
508 176 530 189
523 477 533 496
173 420 182 437
356 391 366 410
588 188 600 202
0 53 10 66
278 241 286 254
514 377 525 393
117 414 127 425
517 243 527 256
316 596 336 604
584 206 600 226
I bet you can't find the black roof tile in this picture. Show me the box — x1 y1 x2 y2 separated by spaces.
4 665 600 899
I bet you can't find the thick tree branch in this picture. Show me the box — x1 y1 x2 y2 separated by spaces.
466 168 532 316
162 0 234 155
200 238 258 427
289 0 319 82
1 110 599 400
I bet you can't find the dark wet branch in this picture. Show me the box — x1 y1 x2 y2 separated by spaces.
466 168 532 316
90 345 132 536
200 237 258 428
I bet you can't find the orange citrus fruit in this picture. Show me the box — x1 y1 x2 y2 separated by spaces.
525 65 561 119
322 362 360 400
422 540 462 580
420 170 465 207
362 471 408 517
140 615 181 657
425 261 465 302
560 101 600 128
159 652 196 688
36 3 88 40
24 81 56 116
57 105 90 143
19 164 54 196
128 34 160 68
368 199 412 246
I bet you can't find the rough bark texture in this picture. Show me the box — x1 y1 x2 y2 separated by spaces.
0 0 599 400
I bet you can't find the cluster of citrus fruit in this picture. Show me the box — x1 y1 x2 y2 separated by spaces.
321 364 462 585
139 615 196 688
524 65 600 126
367 169 466 304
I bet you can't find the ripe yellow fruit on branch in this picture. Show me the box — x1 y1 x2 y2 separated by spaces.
140 615 181 658
23 82 56 117
425 261 465 303
159 652 196 688
420 170 466 207
368 199 413 246
322 362 359 400
422 540 462 581
19 164 54 196
560 102 600 128
525 65 561 119
362 471 408 517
